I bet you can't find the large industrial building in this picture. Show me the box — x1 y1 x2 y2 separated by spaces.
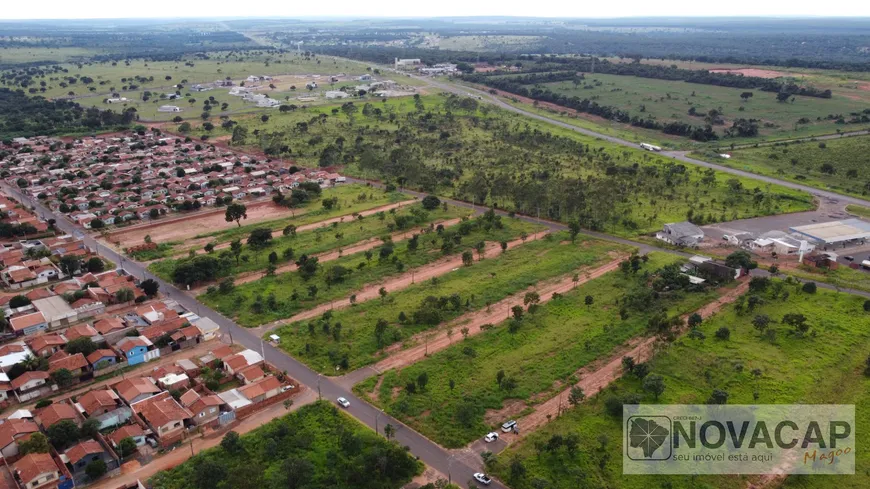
790 219 870 246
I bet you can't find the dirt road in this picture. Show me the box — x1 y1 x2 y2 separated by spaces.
89 389 315 489
370 255 627 374
190 218 463 294
498 279 751 443
169 200 417 259
256 232 548 333
109 200 295 249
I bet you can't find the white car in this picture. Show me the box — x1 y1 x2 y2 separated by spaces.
337 397 350 408
473 473 492 486
484 432 499 443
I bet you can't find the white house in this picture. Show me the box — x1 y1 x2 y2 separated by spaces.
157 105 182 113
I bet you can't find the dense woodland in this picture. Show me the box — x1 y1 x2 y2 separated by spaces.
0 88 135 138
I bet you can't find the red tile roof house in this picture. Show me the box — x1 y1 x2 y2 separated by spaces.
130 391 192 446
179 389 225 426
47 353 90 383
62 324 101 343
75 389 131 430
62 439 119 484
85 349 119 371
238 376 282 404
11 452 71 489
10 371 52 403
107 424 147 451
35 403 80 430
93 317 126 336
0 418 39 460
25 334 67 358
112 377 160 405
9 312 48 337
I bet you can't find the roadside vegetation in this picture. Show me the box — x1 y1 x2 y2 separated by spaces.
493 279 870 489
200 211 540 327
272 230 625 373
693 135 870 199
355 252 721 447
149 401 421 489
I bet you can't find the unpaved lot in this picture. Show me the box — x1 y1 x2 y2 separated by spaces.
191 218 463 293
256 231 548 333
371 254 627 373
708 68 792 78
494 279 751 445
108 200 295 249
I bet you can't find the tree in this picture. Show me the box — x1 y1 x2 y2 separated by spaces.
59 255 80 276
85 459 107 481
117 437 138 458
80 418 101 439
225 203 248 227
116 287 135 303
715 327 731 340
688 313 702 328
621 356 636 373
18 432 50 455
247 228 273 249
642 374 666 400
90 218 104 229
568 386 586 406
511 305 524 320
221 431 243 453
66 337 97 356
585 295 594 308
740 91 754 102
421 195 441 210
725 250 757 270
500 241 508 253
802 282 817 294
374 318 388 348
141 278 159 296
708 389 730 404
864 300 870 312
283 224 297 237
568 220 581 243
524 291 540 312
417 372 429 391
86 257 105 273
50 368 74 388
383 424 396 440
462 250 474 266
46 419 79 449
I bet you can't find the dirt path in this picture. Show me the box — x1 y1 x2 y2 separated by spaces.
497 279 751 443
168 199 417 259
370 254 627 374
89 389 315 489
190 218 463 294
255 232 548 334
108 199 293 249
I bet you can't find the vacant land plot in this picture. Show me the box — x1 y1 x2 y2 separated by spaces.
694 135 870 199
493 280 870 489
183 94 815 237
272 231 626 374
202 212 540 328
536 74 866 142
150 202 466 282
149 401 421 489
354 253 721 448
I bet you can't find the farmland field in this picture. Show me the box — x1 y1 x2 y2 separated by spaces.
149 201 467 281
354 252 721 447
270 230 625 374
200 212 541 328
149 401 421 489
493 280 870 489
179 93 815 237
693 135 870 199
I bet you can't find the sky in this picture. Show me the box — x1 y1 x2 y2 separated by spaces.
2 0 870 20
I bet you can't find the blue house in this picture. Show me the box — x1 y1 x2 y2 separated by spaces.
115 336 158 366
87 349 119 370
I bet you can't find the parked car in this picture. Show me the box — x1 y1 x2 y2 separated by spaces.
473 473 492 486
337 397 350 408
845 256 855 262
501 420 517 432
484 432 499 443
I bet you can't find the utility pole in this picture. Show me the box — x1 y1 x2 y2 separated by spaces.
317 374 322 400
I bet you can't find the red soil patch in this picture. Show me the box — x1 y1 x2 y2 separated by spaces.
108 200 295 249
708 68 792 79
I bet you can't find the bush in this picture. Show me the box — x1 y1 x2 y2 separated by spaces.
802 282 817 294
715 327 731 340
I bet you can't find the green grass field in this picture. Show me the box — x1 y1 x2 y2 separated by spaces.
786 264 870 294
201 213 540 328
149 401 421 489
693 135 870 199
149 202 467 281
528 74 867 144
354 253 721 448
272 231 627 374
847 204 870 219
494 281 870 489
184 94 815 237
